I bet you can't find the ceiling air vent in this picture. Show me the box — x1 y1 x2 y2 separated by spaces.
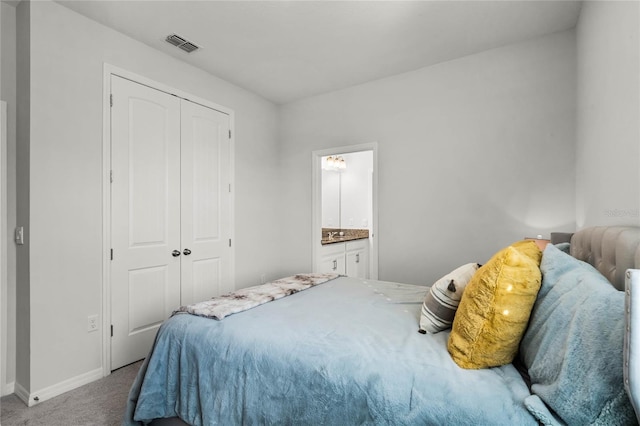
165 34 200 53
178 42 199 53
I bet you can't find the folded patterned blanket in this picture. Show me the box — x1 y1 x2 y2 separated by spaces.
176 273 340 320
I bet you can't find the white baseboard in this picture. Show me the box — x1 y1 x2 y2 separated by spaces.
15 368 103 407
1 380 15 396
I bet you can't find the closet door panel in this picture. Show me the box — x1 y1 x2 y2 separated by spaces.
128 100 172 245
128 265 170 332
192 116 220 240
180 99 232 305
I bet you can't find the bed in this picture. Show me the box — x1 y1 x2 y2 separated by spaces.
124 226 640 425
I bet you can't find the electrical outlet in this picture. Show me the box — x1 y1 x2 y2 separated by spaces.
87 315 99 332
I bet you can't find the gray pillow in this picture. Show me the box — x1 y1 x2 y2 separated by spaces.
419 263 479 334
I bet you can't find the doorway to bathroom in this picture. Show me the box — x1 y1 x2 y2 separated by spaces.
311 143 378 280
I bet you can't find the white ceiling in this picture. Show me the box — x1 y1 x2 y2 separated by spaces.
55 0 582 105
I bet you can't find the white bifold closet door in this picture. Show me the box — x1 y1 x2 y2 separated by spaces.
110 75 232 370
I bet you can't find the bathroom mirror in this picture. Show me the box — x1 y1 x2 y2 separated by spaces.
321 151 373 230
321 158 341 228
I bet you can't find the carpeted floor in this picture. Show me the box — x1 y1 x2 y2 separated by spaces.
0 360 142 426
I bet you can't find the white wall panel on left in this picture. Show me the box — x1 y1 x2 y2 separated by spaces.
1 0 18 396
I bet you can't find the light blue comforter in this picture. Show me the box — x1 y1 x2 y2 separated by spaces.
124 276 537 425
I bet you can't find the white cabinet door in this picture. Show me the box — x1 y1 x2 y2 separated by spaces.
318 240 369 277
346 240 369 279
110 76 182 371
179 99 232 305
318 244 346 275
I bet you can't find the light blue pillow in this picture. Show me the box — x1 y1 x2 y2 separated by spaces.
520 244 637 425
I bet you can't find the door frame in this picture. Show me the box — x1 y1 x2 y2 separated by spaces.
101 64 235 376
311 142 378 280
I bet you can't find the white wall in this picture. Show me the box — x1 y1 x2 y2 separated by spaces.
1 0 18 396
279 30 577 286
16 0 281 398
576 1 640 228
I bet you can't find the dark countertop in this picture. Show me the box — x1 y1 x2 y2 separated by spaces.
321 228 369 245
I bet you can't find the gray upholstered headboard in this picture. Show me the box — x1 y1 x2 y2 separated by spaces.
570 226 640 291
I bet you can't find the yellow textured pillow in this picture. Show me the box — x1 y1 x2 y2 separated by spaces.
447 240 542 369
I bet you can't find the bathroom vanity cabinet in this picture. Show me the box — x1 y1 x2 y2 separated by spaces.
318 239 369 279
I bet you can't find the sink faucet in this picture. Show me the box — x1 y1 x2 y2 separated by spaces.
327 231 337 239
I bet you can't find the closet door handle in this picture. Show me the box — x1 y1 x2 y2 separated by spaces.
171 250 181 257
183 248 192 256
332 260 337 270
356 253 360 263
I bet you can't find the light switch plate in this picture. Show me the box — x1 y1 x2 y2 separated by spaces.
15 227 24 245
